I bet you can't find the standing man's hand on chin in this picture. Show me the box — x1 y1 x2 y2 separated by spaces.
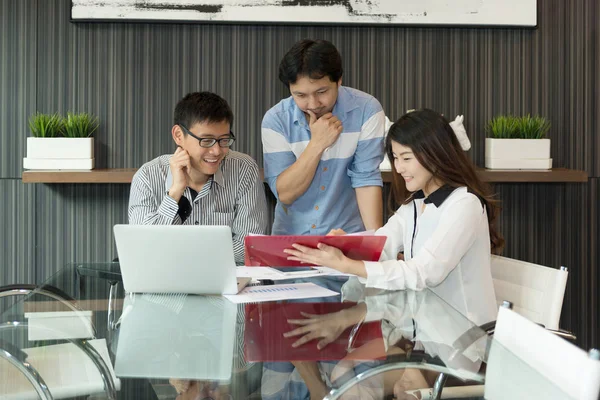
168 146 192 202
306 110 343 153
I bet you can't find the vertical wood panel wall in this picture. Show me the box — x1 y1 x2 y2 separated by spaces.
1 0 598 348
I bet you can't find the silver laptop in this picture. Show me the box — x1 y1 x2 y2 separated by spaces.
113 225 250 294
114 293 237 381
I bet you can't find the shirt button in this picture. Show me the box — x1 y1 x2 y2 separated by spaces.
315 206 319 211
194 221 199 225
323 167 328 172
311 224 316 229
321 186 325 191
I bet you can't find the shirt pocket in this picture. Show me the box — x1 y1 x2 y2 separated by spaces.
211 211 235 227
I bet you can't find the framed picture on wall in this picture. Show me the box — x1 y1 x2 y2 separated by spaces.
71 0 537 27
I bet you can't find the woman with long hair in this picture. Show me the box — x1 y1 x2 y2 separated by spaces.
285 109 504 326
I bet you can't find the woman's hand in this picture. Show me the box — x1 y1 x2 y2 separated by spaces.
284 243 367 277
284 311 350 350
284 304 367 350
284 243 347 270
326 228 347 236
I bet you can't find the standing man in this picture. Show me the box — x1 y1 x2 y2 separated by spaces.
260 39 386 400
129 91 269 264
262 39 386 236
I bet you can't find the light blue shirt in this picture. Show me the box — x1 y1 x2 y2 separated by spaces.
262 86 386 235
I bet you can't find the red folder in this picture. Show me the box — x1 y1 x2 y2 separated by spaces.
244 302 386 362
244 235 386 267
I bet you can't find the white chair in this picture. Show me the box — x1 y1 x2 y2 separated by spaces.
379 116 394 171
490 255 568 331
0 338 121 399
399 256 575 399
485 305 600 400
0 285 120 399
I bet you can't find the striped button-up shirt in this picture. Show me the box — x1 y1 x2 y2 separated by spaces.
262 86 385 235
128 151 269 264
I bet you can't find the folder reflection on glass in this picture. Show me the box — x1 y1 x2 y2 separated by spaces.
244 235 386 267
244 302 386 362
114 294 237 381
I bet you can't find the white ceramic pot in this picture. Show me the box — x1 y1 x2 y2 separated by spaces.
26 137 94 159
485 138 552 170
24 137 94 170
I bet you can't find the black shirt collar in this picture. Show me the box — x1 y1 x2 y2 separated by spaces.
412 185 456 207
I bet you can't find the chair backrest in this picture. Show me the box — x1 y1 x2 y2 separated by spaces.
0 338 121 399
485 307 600 400
490 255 568 330
379 116 394 170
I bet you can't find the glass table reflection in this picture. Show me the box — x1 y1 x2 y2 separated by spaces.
0 262 571 400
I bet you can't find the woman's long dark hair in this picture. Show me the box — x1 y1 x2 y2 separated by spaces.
385 109 504 254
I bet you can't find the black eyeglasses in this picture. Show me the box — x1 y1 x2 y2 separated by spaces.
179 124 236 148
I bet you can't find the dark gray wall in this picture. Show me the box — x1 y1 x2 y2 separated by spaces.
1 0 598 348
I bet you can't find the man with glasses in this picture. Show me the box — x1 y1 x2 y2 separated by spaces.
128 91 268 264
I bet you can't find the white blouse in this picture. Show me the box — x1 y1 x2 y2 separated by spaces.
362 186 498 325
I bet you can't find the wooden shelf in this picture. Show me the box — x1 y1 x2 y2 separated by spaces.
472 168 588 183
22 169 137 183
22 167 588 184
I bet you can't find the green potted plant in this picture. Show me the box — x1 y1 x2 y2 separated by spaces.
24 112 98 170
485 115 551 170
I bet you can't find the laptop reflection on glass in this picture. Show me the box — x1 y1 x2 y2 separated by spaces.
114 293 237 381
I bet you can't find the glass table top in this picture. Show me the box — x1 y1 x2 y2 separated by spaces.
0 262 570 400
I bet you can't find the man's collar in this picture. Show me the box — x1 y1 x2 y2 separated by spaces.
292 103 306 125
412 185 456 207
331 85 359 115
213 165 224 187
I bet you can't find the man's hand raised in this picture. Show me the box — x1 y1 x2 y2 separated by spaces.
168 146 191 202
307 110 343 152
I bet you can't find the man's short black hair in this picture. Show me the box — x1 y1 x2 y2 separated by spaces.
278 39 343 88
173 92 233 129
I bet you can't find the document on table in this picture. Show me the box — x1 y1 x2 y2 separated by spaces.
244 232 385 267
246 230 375 237
236 266 353 280
224 283 339 304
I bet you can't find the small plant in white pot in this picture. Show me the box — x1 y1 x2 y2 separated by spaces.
24 112 98 170
485 115 552 170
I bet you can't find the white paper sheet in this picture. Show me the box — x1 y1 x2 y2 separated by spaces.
314 266 355 277
236 266 288 279
237 266 353 280
347 229 375 236
223 283 339 304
